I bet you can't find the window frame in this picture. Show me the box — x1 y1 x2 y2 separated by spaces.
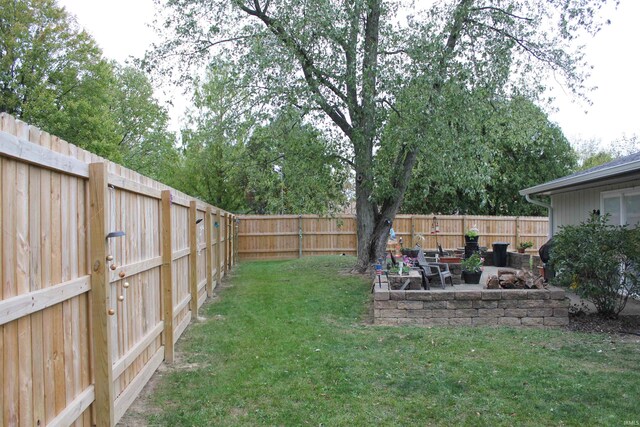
601 186 640 227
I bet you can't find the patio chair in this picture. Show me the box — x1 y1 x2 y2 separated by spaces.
438 244 451 257
427 262 454 288
416 248 453 289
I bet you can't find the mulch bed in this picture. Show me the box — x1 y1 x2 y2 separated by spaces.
567 313 640 337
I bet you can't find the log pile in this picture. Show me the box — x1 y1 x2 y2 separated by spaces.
485 269 546 290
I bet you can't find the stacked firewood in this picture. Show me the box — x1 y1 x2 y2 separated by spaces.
485 269 546 290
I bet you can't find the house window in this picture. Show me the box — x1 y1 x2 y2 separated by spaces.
601 187 640 228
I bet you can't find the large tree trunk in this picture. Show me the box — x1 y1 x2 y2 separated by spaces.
353 146 419 272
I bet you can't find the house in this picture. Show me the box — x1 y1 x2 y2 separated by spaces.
520 151 640 237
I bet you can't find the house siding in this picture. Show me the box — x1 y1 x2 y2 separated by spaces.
550 178 640 234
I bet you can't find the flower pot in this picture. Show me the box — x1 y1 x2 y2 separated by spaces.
517 248 525 254
464 235 479 244
462 270 482 284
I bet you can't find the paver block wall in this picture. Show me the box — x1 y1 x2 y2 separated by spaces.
372 277 569 327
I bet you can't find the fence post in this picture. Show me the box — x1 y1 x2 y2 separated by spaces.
189 201 198 314
161 190 174 363
461 216 466 247
216 209 222 283
231 215 236 267
205 207 213 297
223 213 228 274
298 215 303 258
227 213 232 270
515 216 520 246
89 162 115 427
234 216 239 264
410 216 415 247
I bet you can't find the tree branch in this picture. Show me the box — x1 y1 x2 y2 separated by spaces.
193 35 257 54
327 153 356 169
467 18 566 69
383 0 474 213
379 48 408 56
237 1 353 138
471 6 533 22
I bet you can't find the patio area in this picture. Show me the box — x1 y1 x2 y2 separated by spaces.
373 262 572 327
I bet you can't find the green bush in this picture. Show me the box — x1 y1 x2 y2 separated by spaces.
551 215 640 318
461 253 483 273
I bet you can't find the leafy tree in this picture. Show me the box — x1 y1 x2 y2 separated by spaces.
174 64 348 213
111 65 180 184
0 0 120 159
237 111 348 214
574 135 639 171
551 214 640 318
149 0 613 270
399 94 576 215
0 0 181 179
172 63 255 210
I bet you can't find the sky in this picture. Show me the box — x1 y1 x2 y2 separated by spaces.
58 0 640 146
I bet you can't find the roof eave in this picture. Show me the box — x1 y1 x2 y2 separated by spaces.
520 159 640 196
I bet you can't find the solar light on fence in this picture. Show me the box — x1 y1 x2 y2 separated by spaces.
106 231 125 239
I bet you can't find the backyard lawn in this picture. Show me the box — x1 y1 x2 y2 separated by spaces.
141 256 640 426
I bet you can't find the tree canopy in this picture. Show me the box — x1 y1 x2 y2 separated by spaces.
175 66 348 213
149 0 613 269
395 94 576 216
0 0 180 176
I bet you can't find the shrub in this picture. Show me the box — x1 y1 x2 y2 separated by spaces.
461 253 483 273
517 241 534 250
551 214 640 318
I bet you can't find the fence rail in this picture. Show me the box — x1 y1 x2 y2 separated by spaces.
0 113 238 426
237 214 549 261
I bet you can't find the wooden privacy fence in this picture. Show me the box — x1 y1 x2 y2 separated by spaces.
238 214 549 261
0 113 238 426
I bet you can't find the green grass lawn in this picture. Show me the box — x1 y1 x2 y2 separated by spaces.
147 256 640 426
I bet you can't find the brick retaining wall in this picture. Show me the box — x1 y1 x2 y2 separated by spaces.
372 276 569 327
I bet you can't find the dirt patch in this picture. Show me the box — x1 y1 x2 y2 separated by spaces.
566 313 640 340
116 367 164 426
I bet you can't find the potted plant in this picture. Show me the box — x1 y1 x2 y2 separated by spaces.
388 265 412 275
464 227 479 244
516 241 533 253
461 253 483 284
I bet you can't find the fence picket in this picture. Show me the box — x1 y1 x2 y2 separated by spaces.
238 214 549 261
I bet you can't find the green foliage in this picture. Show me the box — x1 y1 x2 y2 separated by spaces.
145 256 640 426
551 215 640 317
0 0 181 176
397 94 576 215
388 265 412 275
465 229 479 238
0 0 121 159
110 65 180 184
174 65 348 213
517 241 534 250
237 113 348 214
461 253 483 273
148 0 613 267
574 135 639 171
